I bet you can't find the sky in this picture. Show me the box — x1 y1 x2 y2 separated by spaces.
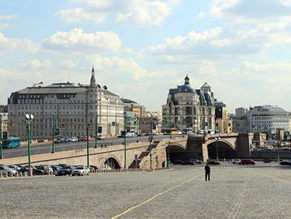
1 0 291 114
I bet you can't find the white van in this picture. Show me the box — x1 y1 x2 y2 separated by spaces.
126 131 135 137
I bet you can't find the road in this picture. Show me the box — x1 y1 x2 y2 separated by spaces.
2 135 172 159
1 163 291 219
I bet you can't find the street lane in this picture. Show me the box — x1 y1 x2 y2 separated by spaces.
2 135 173 159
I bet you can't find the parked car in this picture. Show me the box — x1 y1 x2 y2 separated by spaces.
172 159 185 165
50 165 62 174
71 136 78 142
20 165 45 175
7 165 21 172
78 136 84 141
83 136 89 141
279 160 291 165
89 165 98 172
97 135 105 140
35 165 53 175
65 137 71 143
55 138 65 143
57 165 76 176
190 159 202 164
232 158 241 164
0 165 18 176
238 159 255 165
71 166 90 176
207 160 220 165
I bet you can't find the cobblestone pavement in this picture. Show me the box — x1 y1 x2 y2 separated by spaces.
1 163 291 219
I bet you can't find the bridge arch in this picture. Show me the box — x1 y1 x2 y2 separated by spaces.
101 156 121 169
206 139 237 160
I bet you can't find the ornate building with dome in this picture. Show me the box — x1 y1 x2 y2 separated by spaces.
161 75 216 133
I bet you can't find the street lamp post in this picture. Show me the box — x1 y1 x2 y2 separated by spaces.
25 113 34 176
124 113 127 170
65 113 68 138
51 113 55 153
149 114 153 171
94 113 98 148
0 113 3 159
167 142 171 167
215 137 220 161
86 124 90 167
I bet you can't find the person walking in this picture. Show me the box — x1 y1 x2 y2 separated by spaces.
205 163 211 181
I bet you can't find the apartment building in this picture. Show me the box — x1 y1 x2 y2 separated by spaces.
7 68 124 140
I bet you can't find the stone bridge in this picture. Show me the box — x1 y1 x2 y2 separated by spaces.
3 137 188 170
171 132 265 162
3 132 265 169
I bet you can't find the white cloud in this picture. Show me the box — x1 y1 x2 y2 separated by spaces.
43 28 122 52
20 59 52 70
115 0 173 26
56 0 176 27
60 60 76 69
148 27 222 54
0 32 39 53
56 8 107 23
0 15 17 20
0 15 17 29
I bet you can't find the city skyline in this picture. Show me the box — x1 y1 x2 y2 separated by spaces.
1 1 291 113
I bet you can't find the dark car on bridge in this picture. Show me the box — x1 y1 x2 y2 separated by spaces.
207 160 220 165
172 159 185 165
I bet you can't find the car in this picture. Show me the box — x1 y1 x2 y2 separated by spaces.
238 159 255 165
0 165 18 176
7 165 21 172
54 138 61 143
97 135 105 140
172 159 185 165
57 165 76 176
50 165 62 174
65 137 71 143
71 166 90 176
232 158 241 164
83 136 89 141
55 138 65 143
71 136 78 142
89 165 98 172
190 159 202 164
279 160 291 165
35 165 53 175
20 165 45 175
78 136 84 141
207 160 220 165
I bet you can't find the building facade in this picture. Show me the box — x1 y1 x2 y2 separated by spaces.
7 68 125 140
248 105 291 134
162 75 216 133
214 101 232 134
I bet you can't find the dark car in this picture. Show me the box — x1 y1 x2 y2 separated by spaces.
20 165 45 175
172 159 185 165
279 160 291 165
50 165 62 174
207 160 220 165
35 165 53 175
238 159 255 165
57 165 76 176
78 136 84 141
89 165 98 172
190 159 202 164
